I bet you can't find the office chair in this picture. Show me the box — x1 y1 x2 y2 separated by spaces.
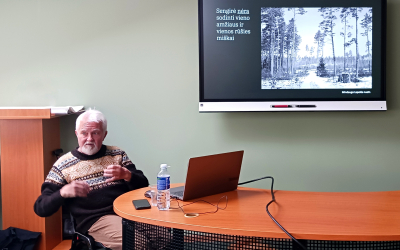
66 214 110 250
70 231 108 250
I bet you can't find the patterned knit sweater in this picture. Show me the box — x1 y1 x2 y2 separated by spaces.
34 145 149 234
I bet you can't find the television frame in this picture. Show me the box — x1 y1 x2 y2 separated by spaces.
198 0 387 112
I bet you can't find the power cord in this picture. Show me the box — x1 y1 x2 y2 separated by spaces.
238 176 307 250
170 196 228 216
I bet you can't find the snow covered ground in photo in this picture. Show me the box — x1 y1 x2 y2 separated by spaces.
261 69 372 89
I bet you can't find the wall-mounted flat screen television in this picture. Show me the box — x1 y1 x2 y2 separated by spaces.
199 0 386 111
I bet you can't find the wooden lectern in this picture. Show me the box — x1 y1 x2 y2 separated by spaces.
0 108 63 250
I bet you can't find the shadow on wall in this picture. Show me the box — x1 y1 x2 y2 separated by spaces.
60 114 81 154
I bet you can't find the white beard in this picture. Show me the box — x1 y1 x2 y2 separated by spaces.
80 143 99 155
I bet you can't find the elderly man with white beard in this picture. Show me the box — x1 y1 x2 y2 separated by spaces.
34 110 149 250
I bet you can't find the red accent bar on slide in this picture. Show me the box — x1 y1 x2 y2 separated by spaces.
272 105 292 108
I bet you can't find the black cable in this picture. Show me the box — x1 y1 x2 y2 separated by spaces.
170 196 228 215
239 176 307 250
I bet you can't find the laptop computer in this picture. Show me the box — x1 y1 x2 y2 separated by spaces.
170 150 244 201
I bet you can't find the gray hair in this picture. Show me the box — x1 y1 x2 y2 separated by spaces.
75 110 108 132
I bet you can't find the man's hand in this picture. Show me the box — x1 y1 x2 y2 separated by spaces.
60 181 90 198
104 165 132 182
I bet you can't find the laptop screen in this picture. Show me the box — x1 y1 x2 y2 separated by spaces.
171 150 244 201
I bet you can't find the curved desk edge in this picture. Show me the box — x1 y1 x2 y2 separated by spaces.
114 186 400 241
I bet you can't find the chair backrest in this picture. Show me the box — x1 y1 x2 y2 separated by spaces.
68 213 108 250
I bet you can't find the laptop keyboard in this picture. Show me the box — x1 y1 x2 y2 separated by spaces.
171 190 184 198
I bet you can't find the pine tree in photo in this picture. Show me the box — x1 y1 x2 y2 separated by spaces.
319 7 340 79
361 10 372 74
317 58 327 77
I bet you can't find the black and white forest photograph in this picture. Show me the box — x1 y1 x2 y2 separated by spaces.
261 7 373 89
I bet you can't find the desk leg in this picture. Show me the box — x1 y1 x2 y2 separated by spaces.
293 239 307 250
170 228 184 250
122 219 133 250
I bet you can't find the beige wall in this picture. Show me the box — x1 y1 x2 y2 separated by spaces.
0 0 399 204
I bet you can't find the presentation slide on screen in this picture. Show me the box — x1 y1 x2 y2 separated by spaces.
200 0 383 101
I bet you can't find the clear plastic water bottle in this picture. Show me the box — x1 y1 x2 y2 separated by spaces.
157 164 170 210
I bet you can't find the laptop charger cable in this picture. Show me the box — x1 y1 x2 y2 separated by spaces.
239 176 307 250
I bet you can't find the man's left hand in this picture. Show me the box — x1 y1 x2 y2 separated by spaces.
104 165 132 182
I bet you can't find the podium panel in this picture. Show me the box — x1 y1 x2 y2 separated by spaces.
0 110 62 250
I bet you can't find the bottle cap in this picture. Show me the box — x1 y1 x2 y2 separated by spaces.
160 164 168 169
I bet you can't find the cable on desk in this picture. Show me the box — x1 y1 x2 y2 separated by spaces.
170 196 228 216
239 176 307 250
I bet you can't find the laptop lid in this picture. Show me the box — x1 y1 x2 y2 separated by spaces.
178 150 244 201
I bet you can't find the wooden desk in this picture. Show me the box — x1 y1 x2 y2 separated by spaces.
114 185 400 249
0 108 62 250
